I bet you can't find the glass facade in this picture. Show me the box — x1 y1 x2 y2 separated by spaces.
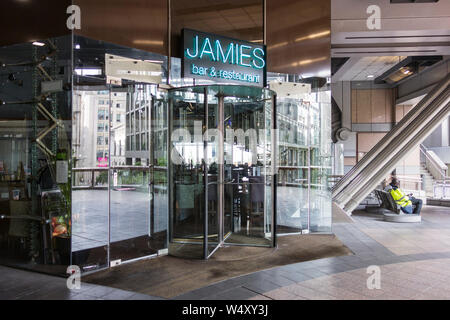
272 79 332 234
71 36 169 272
0 34 331 274
0 36 72 274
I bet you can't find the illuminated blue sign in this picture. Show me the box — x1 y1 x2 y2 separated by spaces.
182 29 266 87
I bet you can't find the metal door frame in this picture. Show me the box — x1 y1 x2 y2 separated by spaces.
168 86 277 260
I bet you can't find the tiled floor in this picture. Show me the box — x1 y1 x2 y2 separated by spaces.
0 265 163 300
174 205 450 300
1 205 450 300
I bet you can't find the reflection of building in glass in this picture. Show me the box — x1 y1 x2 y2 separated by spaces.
271 81 332 234
72 91 127 168
110 92 127 166
125 84 153 165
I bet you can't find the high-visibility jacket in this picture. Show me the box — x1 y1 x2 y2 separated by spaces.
389 187 412 208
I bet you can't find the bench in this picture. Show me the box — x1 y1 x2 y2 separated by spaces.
374 189 401 214
374 189 421 223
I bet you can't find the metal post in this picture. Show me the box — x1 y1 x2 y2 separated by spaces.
203 88 209 259
218 95 224 244
107 88 112 268
272 94 277 247
167 0 171 85
168 95 174 246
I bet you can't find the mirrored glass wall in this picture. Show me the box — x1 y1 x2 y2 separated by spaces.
270 77 332 235
0 35 332 275
71 36 169 272
0 36 72 275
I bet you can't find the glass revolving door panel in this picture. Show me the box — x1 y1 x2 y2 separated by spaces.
168 85 276 259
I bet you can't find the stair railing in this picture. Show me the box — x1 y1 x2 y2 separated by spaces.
419 144 447 181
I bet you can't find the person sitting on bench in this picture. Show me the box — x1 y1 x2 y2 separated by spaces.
384 178 422 215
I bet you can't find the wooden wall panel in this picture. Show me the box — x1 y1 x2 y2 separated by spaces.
351 89 357 124
352 88 395 124
372 89 386 123
356 90 372 123
357 133 386 153
385 89 393 123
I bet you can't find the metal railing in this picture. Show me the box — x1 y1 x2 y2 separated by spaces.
419 144 447 181
396 175 423 192
72 165 166 190
433 179 450 199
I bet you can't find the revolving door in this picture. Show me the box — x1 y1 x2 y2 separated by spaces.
168 85 276 259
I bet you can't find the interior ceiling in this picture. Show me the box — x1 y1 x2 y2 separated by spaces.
1 0 331 78
266 0 331 76
0 0 70 47
172 0 263 42
332 56 407 82
74 0 168 56
171 0 263 57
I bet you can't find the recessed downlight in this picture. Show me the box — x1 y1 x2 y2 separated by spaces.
32 41 45 47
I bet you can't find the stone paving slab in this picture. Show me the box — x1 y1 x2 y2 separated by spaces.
2 205 450 300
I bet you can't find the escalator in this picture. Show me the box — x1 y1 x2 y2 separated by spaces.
333 74 450 215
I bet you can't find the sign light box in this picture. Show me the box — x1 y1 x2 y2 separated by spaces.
182 29 266 87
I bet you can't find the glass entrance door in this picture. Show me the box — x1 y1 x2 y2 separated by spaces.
108 84 155 262
168 85 276 259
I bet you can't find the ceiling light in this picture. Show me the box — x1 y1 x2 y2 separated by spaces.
367 75 374 78
295 30 330 43
133 40 164 46
400 67 412 75
75 68 102 76
32 41 45 47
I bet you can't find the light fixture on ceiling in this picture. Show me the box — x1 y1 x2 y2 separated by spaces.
74 68 102 76
375 56 442 84
133 39 164 46
294 30 330 43
367 75 374 78
32 41 45 47
400 67 412 75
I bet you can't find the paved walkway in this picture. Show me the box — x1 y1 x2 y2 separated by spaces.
0 266 163 300
174 205 450 300
1 205 450 300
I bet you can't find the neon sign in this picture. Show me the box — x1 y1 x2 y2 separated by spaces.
182 29 266 87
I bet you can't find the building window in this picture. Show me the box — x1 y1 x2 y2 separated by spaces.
117 114 121 122
98 110 105 120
